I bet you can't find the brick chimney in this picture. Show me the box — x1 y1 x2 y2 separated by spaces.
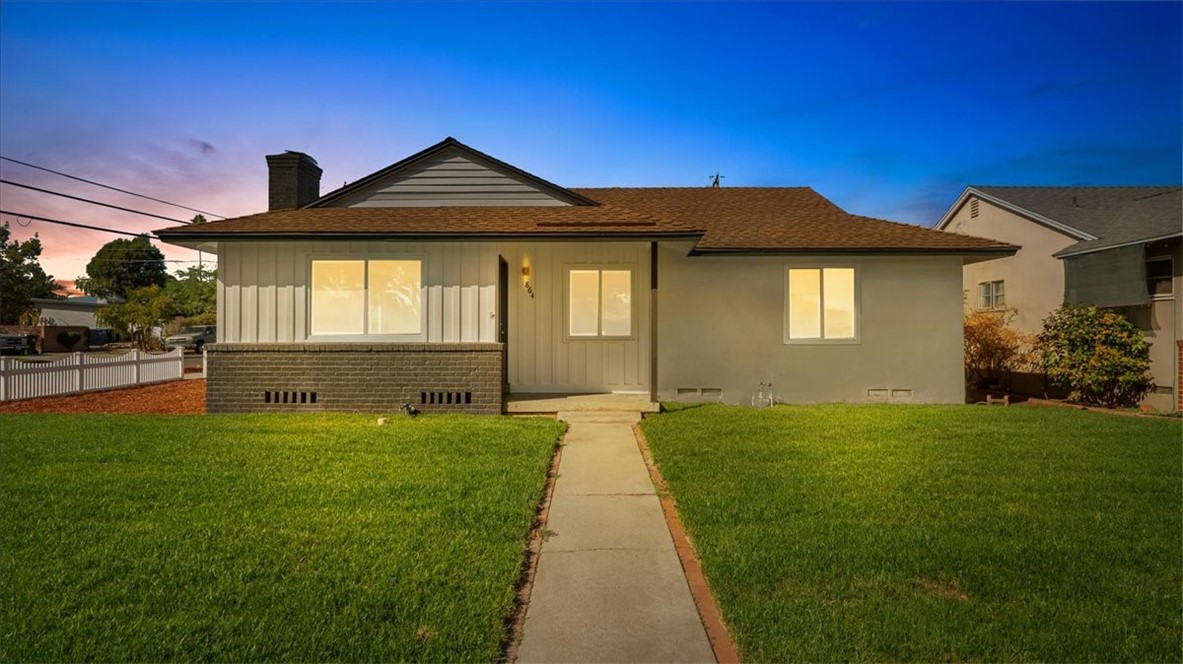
265 151 322 210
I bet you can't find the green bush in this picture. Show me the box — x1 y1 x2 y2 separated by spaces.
56 330 83 349
1038 304 1153 407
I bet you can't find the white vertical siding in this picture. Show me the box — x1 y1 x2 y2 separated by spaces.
216 239 651 392
217 241 503 344
500 241 650 393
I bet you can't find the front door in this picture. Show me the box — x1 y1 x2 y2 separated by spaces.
498 256 510 393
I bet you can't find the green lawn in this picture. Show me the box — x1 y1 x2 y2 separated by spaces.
641 404 1182 662
0 413 563 662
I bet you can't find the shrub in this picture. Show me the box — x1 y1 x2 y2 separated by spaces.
964 310 1035 389
1038 304 1153 408
56 330 83 349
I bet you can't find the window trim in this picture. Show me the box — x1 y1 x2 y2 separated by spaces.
1146 255 1174 301
563 264 637 341
305 255 427 342
976 280 1006 311
783 264 861 345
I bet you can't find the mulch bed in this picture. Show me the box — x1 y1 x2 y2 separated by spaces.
0 379 206 415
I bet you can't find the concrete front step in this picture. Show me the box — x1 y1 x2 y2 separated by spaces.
557 411 642 424
506 393 660 414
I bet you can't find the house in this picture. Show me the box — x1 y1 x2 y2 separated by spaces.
29 296 107 328
155 138 1015 414
937 186 1182 411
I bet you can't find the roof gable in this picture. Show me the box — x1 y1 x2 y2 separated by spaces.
311 137 598 208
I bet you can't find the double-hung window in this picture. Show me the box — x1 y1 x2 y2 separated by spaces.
310 259 422 337
568 268 632 338
785 267 857 342
977 280 1005 310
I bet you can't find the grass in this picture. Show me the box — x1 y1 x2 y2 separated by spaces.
640 404 1182 662
0 413 563 662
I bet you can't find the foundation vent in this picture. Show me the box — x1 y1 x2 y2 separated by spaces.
868 388 912 399
421 391 473 406
701 388 723 397
264 390 317 405
891 389 913 398
676 388 699 396
867 388 889 398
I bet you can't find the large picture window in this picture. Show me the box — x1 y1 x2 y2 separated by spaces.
785 267 857 342
310 259 422 337
568 268 632 338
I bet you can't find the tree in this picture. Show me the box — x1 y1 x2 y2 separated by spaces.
76 235 167 301
96 285 173 350
0 223 63 324
163 265 215 319
1038 304 1153 408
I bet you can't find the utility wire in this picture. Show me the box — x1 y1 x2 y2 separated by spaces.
0 155 228 219
0 179 192 224
0 210 157 239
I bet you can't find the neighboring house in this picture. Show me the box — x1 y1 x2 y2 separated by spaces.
29 296 108 328
155 138 1015 414
937 186 1182 411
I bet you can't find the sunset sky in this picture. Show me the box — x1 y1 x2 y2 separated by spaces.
1 1 1180 286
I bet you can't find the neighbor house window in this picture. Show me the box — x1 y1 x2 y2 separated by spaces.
568 268 632 337
310 259 421 336
785 267 857 341
977 280 1005 310
1147 256 1173 299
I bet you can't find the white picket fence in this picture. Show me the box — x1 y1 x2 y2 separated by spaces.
0 348 184 402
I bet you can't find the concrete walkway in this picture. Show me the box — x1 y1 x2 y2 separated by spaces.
517 411 716 663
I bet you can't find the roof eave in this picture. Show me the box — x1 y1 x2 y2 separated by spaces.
154 230 702 242
687 245 1019 257
1053 232 1183 259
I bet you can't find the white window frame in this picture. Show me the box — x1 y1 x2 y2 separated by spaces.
783 264 861 345
306 256 426 342
563 265 636 341
1146 256 1174 300
977 280 1005 310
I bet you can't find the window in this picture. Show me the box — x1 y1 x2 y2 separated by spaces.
568 268 632 337
977 280 1005 310
1147 256 1173 299
785 267 857 342
310 259 421 337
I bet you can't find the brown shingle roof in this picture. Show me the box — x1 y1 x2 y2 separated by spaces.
574 187 1013 252
155 203 695 237
156 187 1015 254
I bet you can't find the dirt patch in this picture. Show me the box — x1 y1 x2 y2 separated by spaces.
0 379 206 415
912 576 969 602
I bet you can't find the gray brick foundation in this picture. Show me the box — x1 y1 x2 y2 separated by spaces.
205 343 503 414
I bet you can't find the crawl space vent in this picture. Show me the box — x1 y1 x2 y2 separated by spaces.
421 391 473 406
264 390 317 405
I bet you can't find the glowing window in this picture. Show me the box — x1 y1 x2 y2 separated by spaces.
569 269 632 338
786 267 857 341
310 259 421 337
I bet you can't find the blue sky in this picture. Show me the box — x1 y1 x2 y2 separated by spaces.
1 1 1180 282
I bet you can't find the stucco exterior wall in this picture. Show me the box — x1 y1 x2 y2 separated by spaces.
655 246 966 404
943 198 1077 335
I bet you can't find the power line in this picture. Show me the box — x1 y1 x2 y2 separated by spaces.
1 179 192 224
0 155 228 219
0 210 157 239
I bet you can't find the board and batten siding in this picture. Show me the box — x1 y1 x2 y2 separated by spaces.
217 240 651 393
501 242 650 393
217 241 499 344
333 148 571 207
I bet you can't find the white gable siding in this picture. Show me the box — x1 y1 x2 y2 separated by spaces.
332 149 571 207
